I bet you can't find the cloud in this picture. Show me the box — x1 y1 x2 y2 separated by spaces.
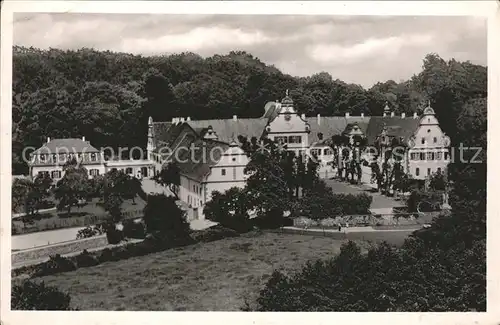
307 34 435 65
12 13 486 88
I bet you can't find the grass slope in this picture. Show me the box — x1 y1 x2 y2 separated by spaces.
26 230 413 311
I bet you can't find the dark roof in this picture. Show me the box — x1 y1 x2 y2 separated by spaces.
33 138 99 154
306 117 371 144
262 102 281 122
186 119 267 144
175 138 229 181
152 122 181 151
364 116 420 144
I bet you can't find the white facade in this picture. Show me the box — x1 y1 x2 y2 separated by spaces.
407 106 451 180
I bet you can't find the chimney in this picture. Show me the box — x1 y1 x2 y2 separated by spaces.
187 116 191 121
301 113 305 120
317 114 321 125
401 113 406 118
233 115 237 121
171 117 175 123
47 137 51 143
82 136 85 142
180 117 185 123
345 112 350 118
361 113 364 118
391 112 395 117
413 112 418 119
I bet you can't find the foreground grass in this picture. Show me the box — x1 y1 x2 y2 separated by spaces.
23 230 413 311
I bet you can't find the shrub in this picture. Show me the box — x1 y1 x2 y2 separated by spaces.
76 224 105 239
97 248 118 263
105 226 124 244
190 224 239 243
33 254 77 277
74 249 99 268
407 190 443 212
122 219 146 239
144 194 191 244
12 280 71 310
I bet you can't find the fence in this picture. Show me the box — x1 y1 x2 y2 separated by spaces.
292 211 437 229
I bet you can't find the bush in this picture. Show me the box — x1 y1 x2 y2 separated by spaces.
105 226 124 244
144 194 191 244
12 280 71 310
74 249 99 268
76 224 105 239
190 224 239 243
122 219 146 239
33 254 77 277
97 248 118 263
407 190 443 212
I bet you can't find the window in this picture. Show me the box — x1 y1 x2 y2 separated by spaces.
427 168 431 176
411 153 417 160
323 148 333 155
90 169 100 176
275 136 288 144
421 138 425 145
310 149 320 157
420 152 425 160
126 167 133 174
51 170 61 179
427 152 433 160
444 152 449 160
91 153 97 162
415 168 420 176
232 157 236 162
59 154 66 162
39 154 46 162
318 133 323 141
433 137 437 143
427 129 431 133
221 169 226 176
437 167 442 174
437 152 442 160
288 136 302 144
52 154 57 162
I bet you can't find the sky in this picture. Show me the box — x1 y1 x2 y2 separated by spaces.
13 13 487 88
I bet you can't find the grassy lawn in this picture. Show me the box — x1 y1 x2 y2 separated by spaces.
25 231 412 311
12 197 146 235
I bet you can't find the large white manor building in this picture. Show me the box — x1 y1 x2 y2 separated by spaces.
28 91 450 219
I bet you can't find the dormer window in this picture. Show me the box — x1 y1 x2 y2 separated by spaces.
318 132 323 141
91 153 97 162
39 154 46 162
421 138 425 145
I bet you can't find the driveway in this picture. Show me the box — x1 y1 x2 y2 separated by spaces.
323 178 405 213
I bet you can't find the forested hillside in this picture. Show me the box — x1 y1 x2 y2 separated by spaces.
12 46 487 174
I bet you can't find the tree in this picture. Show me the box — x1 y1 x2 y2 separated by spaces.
143 193 191 244
12 178 33 214
54 159 89 214
153 162 181 199
203 187 253 232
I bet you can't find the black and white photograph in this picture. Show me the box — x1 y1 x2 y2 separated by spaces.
0 0 498 321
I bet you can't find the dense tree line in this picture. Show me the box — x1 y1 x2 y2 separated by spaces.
12 46 486 175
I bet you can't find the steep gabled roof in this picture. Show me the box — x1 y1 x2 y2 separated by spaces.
186 119 267 144
364 116 420 145
306 117 371 144
175 138 230 181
